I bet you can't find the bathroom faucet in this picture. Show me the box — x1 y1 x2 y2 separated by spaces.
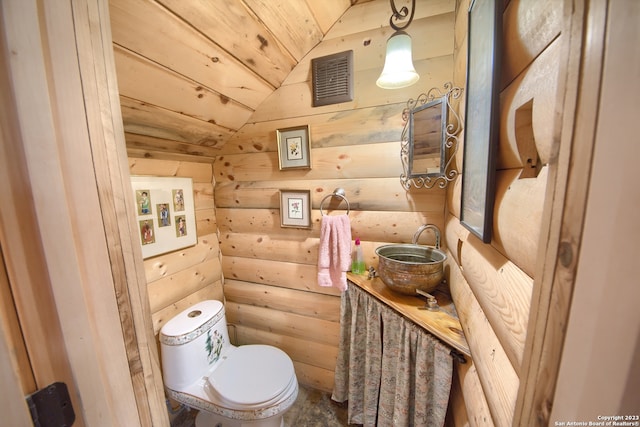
412 224 441 249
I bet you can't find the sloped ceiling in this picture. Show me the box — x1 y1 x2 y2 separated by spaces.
109 0 375 158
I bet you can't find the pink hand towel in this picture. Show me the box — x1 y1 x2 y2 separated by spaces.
317 214 352 291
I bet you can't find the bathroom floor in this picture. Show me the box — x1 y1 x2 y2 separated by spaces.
169 383 355 426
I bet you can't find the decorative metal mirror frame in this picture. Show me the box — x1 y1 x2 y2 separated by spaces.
400 82 463 189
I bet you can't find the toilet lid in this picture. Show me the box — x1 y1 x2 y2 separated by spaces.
207 345 294 406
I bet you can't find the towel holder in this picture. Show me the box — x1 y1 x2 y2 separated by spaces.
320 188 350 216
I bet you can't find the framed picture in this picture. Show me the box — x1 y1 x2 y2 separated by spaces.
460 0 501 243
131 176 197 259
277 125 311 170
279 190 311 228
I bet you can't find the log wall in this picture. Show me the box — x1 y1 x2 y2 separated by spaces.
215 0 456 392
128 158 224 335
445 0 564 425
123 0 569 418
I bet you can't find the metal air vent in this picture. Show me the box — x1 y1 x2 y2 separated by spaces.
311 50 354 107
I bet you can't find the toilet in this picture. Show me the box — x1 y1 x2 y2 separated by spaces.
160 300 299 427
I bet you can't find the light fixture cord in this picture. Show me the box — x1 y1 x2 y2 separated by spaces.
389 0 416 31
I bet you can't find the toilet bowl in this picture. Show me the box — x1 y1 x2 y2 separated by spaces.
160 300 298 427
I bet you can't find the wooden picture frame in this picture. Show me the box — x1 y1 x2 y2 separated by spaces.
460 0 501 243
279 189 311 228
277 125 311 170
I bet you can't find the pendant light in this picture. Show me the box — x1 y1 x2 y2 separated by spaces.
376 0 419 89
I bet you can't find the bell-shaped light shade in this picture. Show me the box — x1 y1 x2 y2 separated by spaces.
376 31 420 89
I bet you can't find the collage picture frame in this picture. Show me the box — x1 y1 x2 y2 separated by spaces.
131 176 197 259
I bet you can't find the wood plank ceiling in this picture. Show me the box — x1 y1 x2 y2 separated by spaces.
109 0 374 158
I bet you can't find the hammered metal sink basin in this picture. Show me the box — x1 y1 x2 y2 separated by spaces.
375 244 447 295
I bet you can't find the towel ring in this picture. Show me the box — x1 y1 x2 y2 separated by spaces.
320 188 350 216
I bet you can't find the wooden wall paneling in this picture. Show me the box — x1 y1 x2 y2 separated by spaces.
249 55 454 123
304 0 351 34
215 178 445 213
216 208 281 233
109 0 273 109
220 233 319 264
120 96 232 148
157 0 295 87
147 258 222 313
0 313 33 426
444 211 471 266
144 234 220 283
498 36 563 170
224 280 341 322
113 45 253 130
456 362 494 427
129 157 213 181
323 0 454 41
501 0 563 89
454 0 470 51
293 361 336 393
223 234 452 282
453 34 468 90
0 249 36 394
284 12 455 86
216 142 403 182
449 168 546 277
447 174 463 222
234 324 338 371
125 133 220 162
447 216 533 376
196 211 217 236
491 168 547 276
194 181 214 209
225 302 341 347
217 209 443 246
448 255 518 427
223 257 341 296
222 103 407 155
242 0 323 62
144 234 219 283
219 232 435 270
448 369 471 427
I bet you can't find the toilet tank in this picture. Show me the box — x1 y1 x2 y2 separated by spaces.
160 300 231 390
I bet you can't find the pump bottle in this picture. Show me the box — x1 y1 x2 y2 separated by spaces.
351 238 366 274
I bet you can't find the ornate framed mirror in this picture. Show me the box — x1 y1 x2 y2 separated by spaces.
400 83 463 189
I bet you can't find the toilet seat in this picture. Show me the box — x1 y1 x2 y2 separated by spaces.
206 344 296 409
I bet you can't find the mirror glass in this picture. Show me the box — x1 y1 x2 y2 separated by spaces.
400 84 462 190
408 97 447 178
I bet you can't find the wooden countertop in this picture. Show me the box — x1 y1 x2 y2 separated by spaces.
347 273 470 357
